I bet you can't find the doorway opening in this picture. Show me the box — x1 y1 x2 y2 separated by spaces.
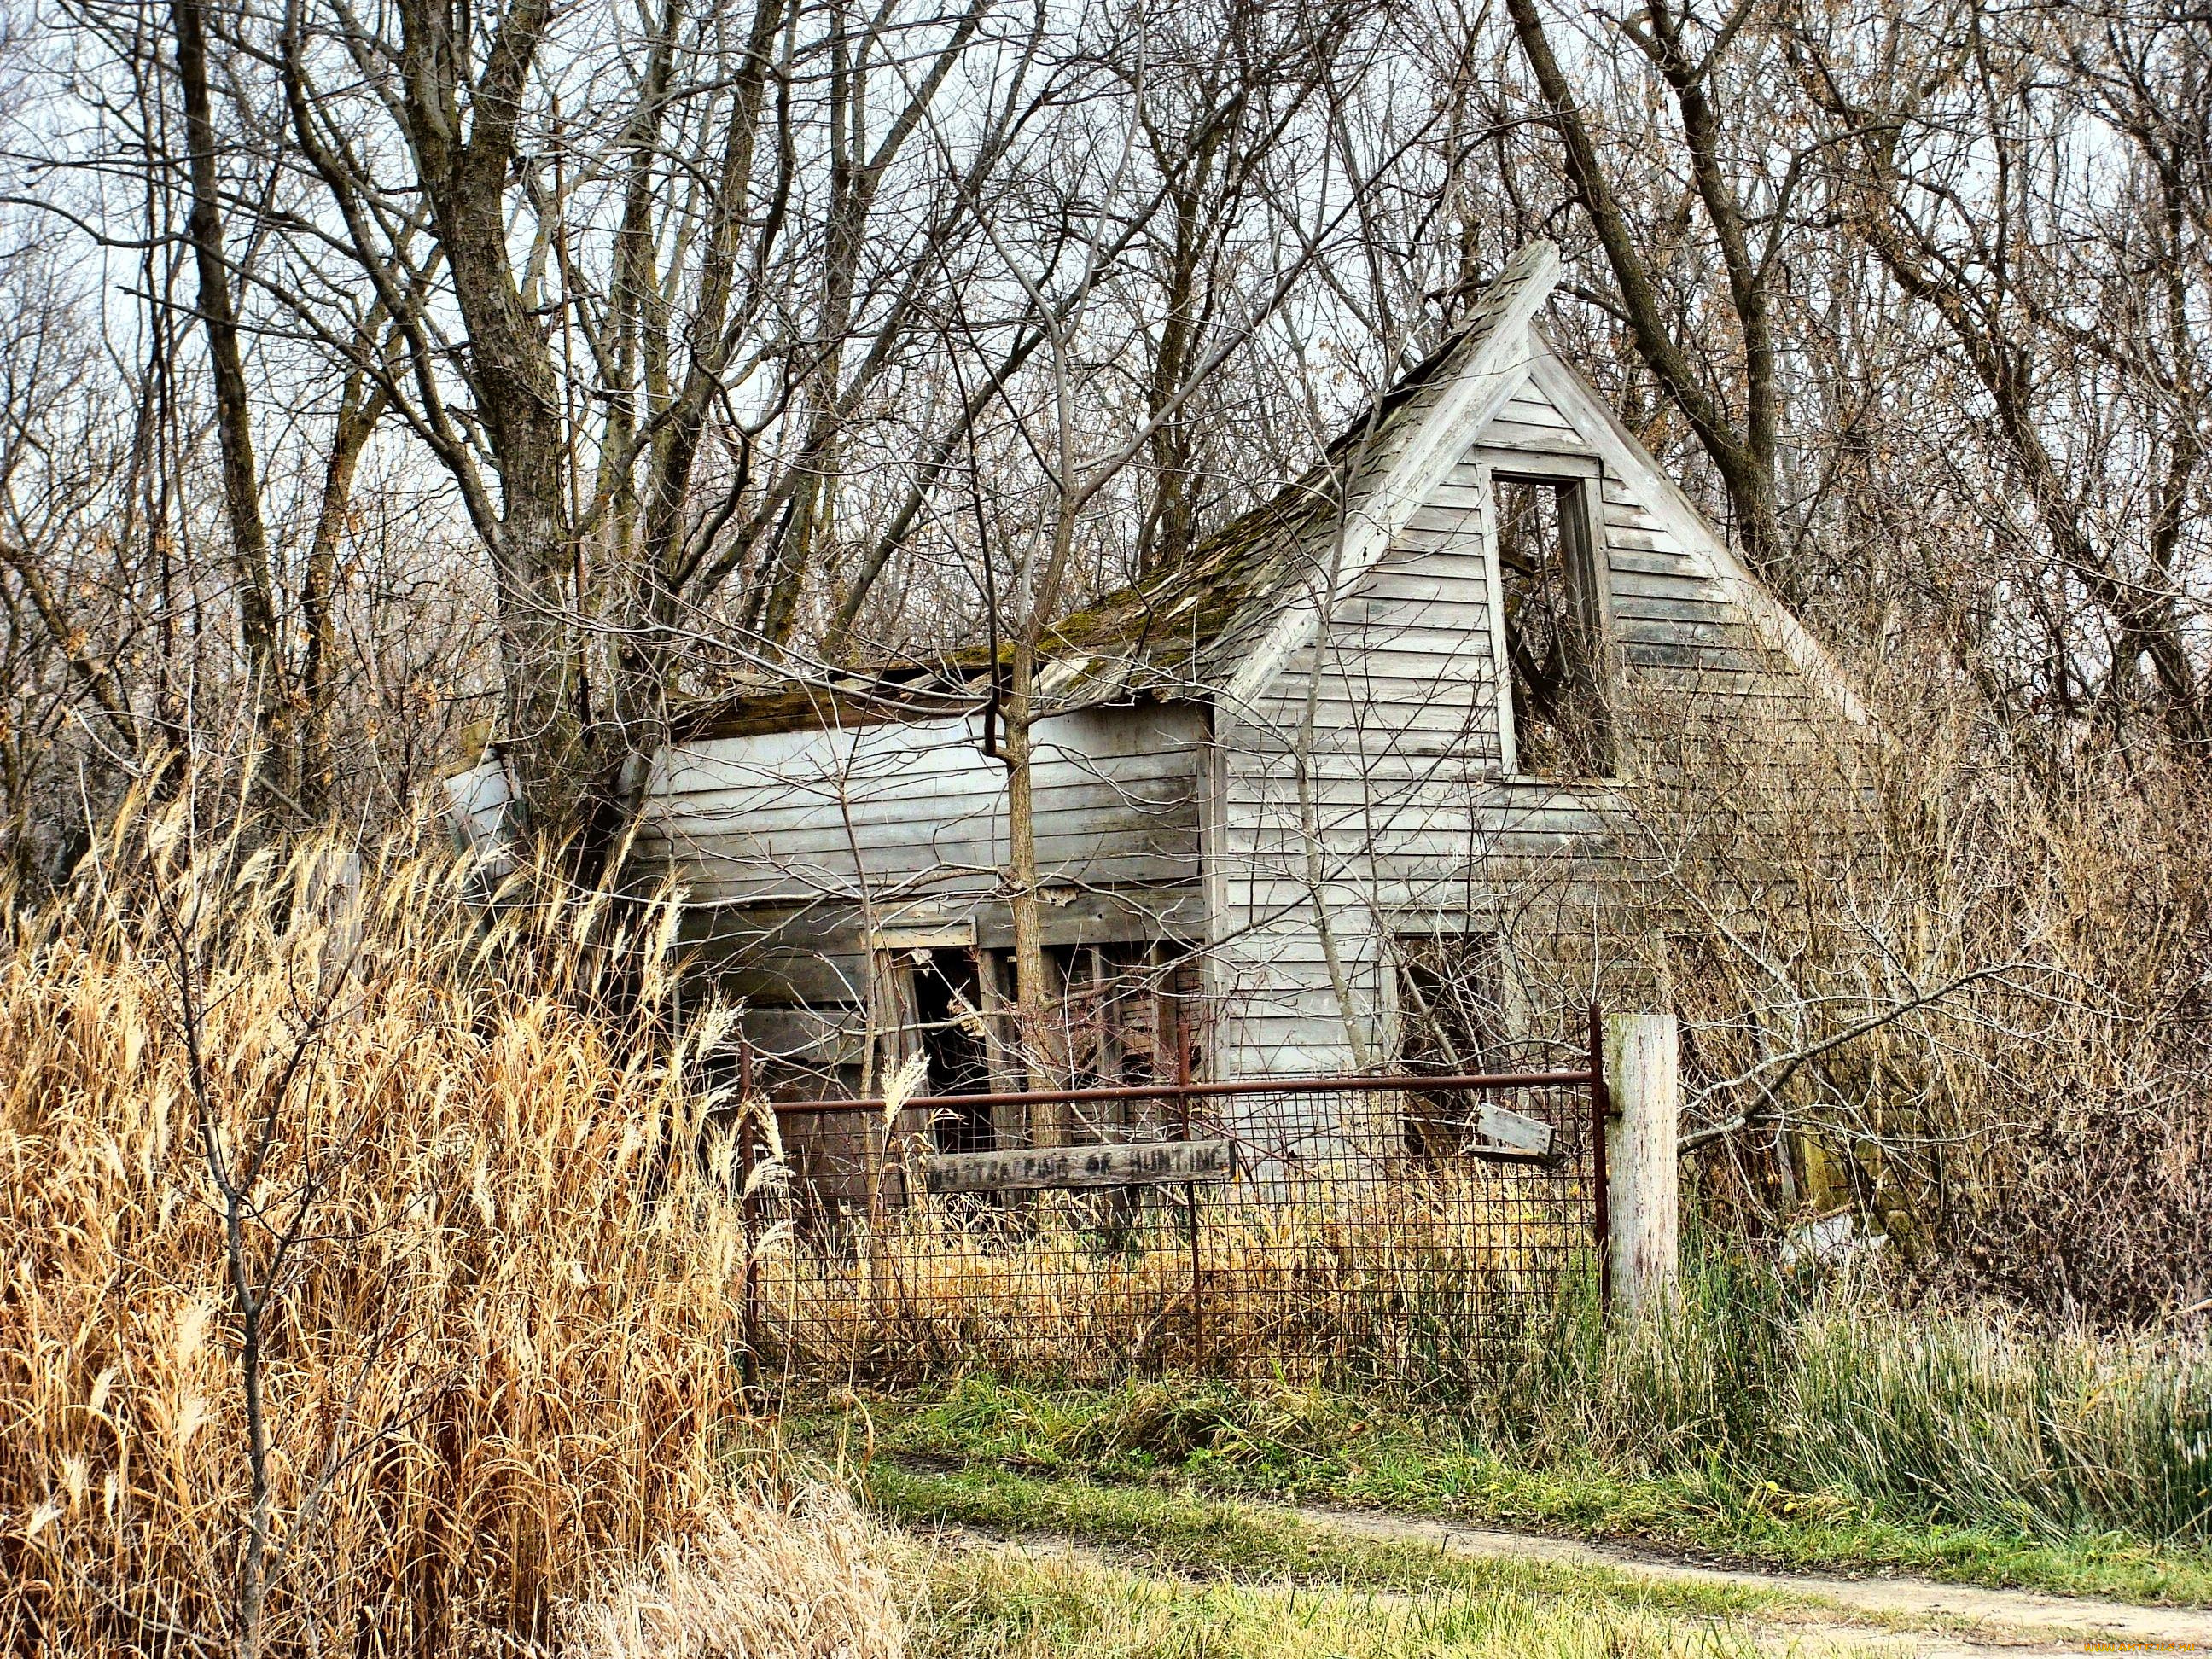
911 949 995 1153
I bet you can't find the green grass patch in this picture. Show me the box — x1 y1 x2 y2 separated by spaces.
894 1530 1796 1659
792 1372 2212 1609
876 1460 1796 1626
899 1524 1812 1657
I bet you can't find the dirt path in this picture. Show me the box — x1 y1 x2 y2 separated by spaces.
1304 1504 2212 1654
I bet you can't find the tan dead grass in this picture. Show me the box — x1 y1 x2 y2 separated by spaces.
565 1483 903 1659
0 803 871 1655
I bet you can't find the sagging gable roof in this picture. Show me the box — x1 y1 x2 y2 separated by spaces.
671 240 1861 744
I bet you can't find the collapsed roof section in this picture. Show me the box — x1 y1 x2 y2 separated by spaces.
674 241 1566 741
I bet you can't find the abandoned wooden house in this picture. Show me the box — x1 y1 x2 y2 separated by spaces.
631 240 1862 1182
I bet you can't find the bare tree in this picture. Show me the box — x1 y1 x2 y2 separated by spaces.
1503 0 1810 597
269 0 1023 823
1784 0 2212 753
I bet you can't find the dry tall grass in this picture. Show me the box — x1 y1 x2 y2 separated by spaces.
1610 668 2212 1324
754 1177 1586 1391
0 805 889 1655
568 1484 903 1659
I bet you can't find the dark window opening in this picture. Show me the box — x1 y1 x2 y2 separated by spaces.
911 948 994 1153
1055 945 1202 1090
1051 944 1203 1143
1396 931 1507 1159
1495 475 1610 777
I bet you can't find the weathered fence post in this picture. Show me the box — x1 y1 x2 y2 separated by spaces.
1175 994 1206 1363
1603 1012 1679 1312
738 1035 760 1394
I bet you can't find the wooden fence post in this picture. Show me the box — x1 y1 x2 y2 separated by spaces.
1603 1011 1679 1312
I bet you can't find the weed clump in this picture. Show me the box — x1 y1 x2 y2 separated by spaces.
0 812 880 1654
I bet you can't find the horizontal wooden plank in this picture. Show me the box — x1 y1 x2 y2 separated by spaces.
1604 545 1697 576
675 860 1201 907
1400 505 1484 538
1418 486 1488 518
1472 1098 1555 1155
1315 582 1498 616
1237 696 1499 732
658 864 1173 905
1600 507 1647 535
1610 598 1738 631
650 786 1199 841
974 889 1207 949
655 758 1202 828
1600 499 1668 533
924 1137 1236 1194
1219 801 1611 841
650 819 1201 873
1364 552 1495 587
674 883 1208 969
651 833 1199 888
1260 658 1497 690
1252 656 1502 692
1481 419 1597 455
1221 769 1609 812
1606 568 1727 603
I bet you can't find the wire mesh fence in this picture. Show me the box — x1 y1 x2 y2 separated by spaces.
739 1032 1609 1397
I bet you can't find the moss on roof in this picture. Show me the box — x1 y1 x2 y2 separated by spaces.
674 257 1540 741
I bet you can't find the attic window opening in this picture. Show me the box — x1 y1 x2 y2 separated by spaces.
1494 474 1610 777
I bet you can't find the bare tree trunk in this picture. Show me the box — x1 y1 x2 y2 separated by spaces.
171 0 285 770
1000 633 1068 1125
1505 0 1793 591
299 348 387 818
1140 148 1212 573
394 0 585 816
616 0 784 720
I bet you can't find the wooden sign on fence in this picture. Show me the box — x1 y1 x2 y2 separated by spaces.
923 1137 1236 1196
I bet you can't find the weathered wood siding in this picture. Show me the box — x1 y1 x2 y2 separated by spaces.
1207 339 1835 1104
636 701 1209 1004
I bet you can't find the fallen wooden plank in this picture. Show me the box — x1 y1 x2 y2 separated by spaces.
1403 1091 1558 1161
925 1138 1236 1196
1472 1100 1556 1157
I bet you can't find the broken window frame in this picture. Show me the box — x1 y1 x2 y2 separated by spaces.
1388 926 1515 1160
871 936 1203 1152
903 946 998 1151
869 934 1010 1153
1477 453 1615 781
1049 941 1203 1137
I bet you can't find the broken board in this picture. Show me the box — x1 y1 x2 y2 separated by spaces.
1470 1099 1555 1160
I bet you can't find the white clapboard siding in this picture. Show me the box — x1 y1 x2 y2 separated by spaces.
637 703 1208 907
1209 344 1820 1080
1481 384 1598 454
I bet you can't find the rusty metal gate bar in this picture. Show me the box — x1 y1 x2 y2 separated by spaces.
738 1005 1610 1395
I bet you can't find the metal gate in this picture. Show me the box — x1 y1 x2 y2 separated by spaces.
737 1007 1610 1395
